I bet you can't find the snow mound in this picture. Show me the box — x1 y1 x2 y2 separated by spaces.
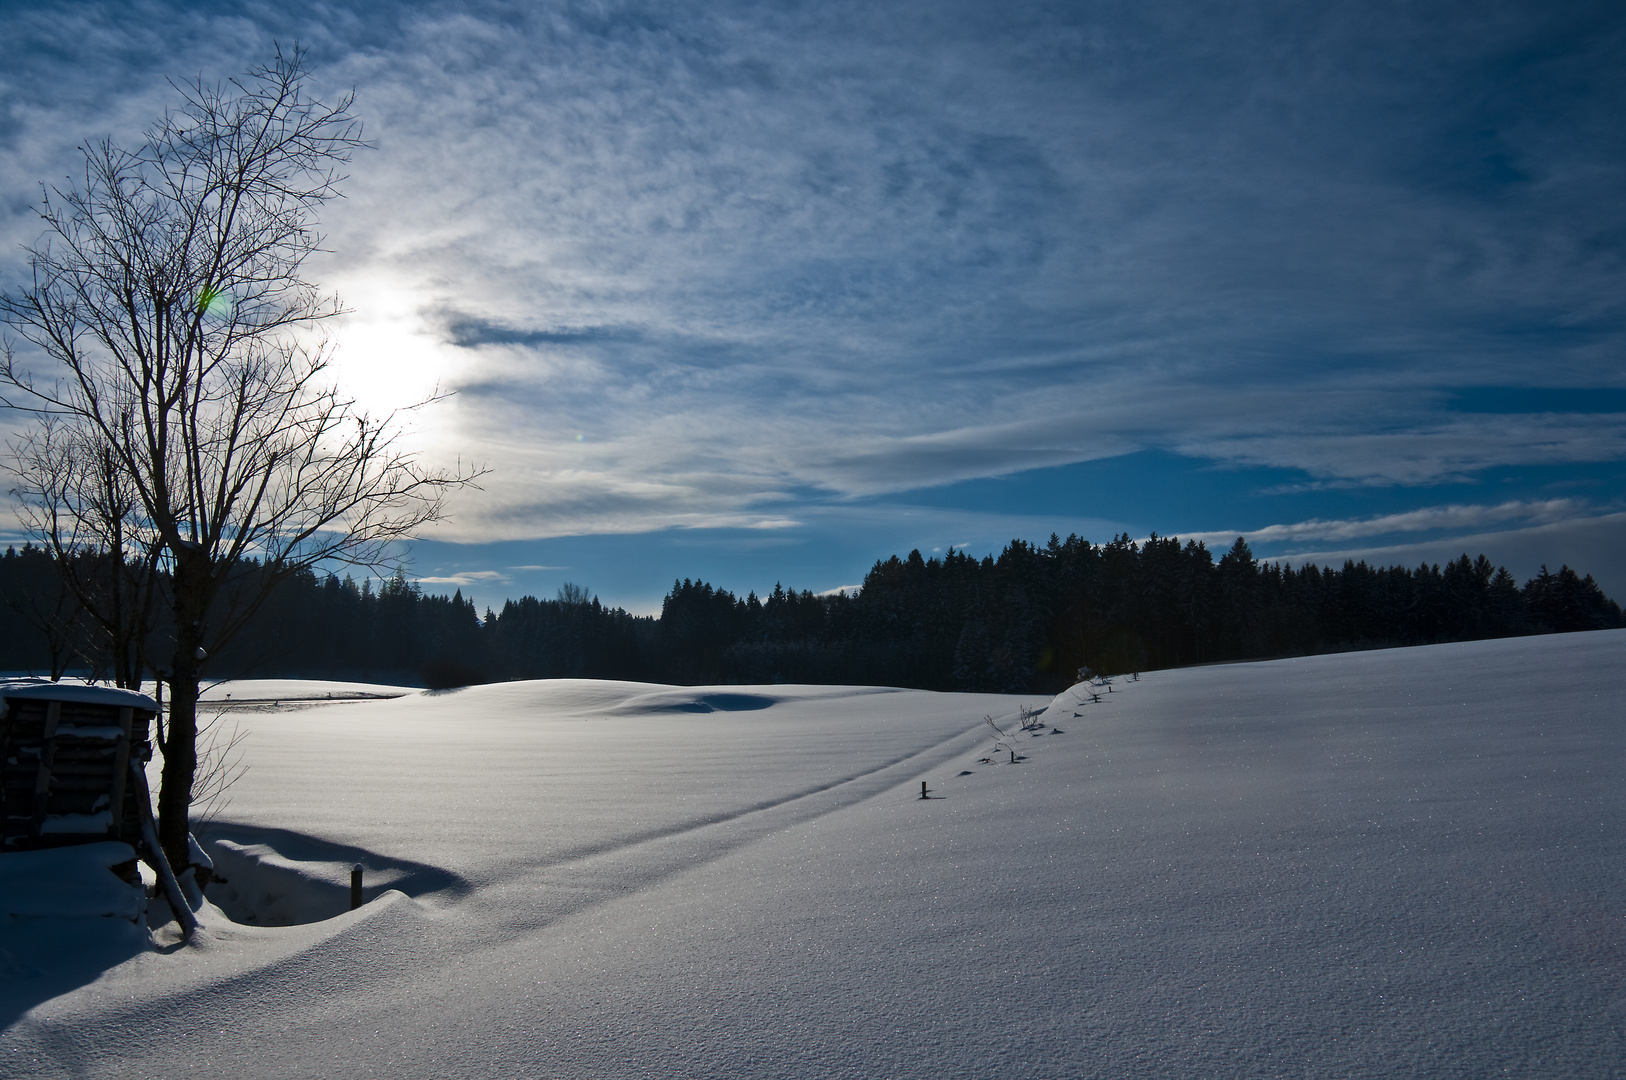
0 841 144 921
198 823 467 926
11 635 1622 1076
200 679 422 703
626 690 776 713
605 682 907 717
383 678 914 721
405 677 663 713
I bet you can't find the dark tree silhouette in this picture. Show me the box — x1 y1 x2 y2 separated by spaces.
1 49 475 870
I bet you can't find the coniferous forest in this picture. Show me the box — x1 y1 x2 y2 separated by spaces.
1 534 1620 694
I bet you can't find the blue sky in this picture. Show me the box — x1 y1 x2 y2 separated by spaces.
3 0 1624 613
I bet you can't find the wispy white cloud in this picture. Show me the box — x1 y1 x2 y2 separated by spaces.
3 0 1624 569
1178 499 1589 549
416 569 512 587
1271 512 1626 601
1175 414 1626 489
302 1 1626 534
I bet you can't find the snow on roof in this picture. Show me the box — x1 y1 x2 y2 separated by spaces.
0 680 158 711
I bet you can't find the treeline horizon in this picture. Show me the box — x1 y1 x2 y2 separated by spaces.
1 534 1621 695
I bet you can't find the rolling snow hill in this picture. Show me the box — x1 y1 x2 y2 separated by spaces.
3 630 1623 1077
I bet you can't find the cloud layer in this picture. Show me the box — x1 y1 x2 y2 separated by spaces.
3 1 1623 601
1178 499 1590 549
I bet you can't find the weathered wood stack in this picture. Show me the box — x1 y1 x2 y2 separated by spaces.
0 682 158 852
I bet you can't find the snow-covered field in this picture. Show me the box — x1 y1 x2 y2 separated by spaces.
3 631 1623 1077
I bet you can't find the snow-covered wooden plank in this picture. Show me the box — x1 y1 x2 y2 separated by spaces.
29 701 61 837
39 810 113 834
52 725 126 740
109 706 135 835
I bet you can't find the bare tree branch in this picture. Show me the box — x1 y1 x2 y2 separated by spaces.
2 45 482 872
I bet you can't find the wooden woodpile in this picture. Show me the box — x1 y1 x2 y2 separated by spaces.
0 682 157 852
1 681 203 936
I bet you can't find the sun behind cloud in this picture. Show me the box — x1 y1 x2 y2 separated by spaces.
326 275 462 420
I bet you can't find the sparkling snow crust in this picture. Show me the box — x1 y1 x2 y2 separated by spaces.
2 631 1622 1077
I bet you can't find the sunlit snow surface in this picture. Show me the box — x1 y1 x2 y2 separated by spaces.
4 631 1624 1077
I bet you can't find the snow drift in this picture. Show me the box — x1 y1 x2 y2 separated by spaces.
2 631 1623 1077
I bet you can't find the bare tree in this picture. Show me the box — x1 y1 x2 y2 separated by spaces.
189 709 250 827
2 47 475 871
10 415 164 687
1 536 95 681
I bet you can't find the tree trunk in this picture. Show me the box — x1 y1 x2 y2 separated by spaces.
158 652 199 875
158 555 207 873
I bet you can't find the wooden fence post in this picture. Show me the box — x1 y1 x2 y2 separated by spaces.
130 761 197 939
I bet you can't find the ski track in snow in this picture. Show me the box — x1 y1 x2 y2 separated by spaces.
4 633 1625 1077
20 706 1003 1047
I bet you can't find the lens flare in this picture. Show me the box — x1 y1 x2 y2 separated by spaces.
195 285 234 319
